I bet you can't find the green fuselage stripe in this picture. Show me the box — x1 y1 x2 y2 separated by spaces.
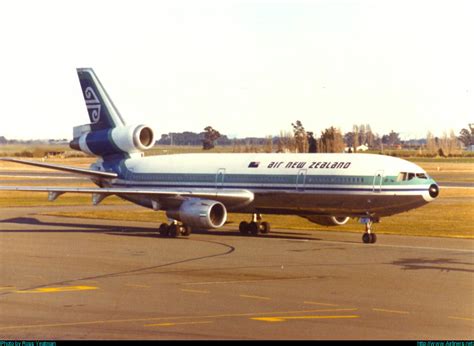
118 171 431 187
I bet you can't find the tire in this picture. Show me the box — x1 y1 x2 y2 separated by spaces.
159 223 169 237
370 233 377 243
181 225 191 236
239 221 249 235
249 222 259 236
260 221 270 234
362 233 371 244
168 224 179 238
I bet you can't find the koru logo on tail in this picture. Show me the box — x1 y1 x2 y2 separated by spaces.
84 87 101 123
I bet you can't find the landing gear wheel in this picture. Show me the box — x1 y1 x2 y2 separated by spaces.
159 223 170 237
362 233 371 244
362 233 376 243
361 218 378 244
249 222 259 236
369 233 377 243
168 224 179 238
239 221 249 235
260 221 270 234
159 220 191 238
181 225 192 236
239 214 271 236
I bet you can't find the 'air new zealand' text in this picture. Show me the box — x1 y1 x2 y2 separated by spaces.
267 161 352 169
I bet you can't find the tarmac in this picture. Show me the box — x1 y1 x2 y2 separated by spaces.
0 204 473 340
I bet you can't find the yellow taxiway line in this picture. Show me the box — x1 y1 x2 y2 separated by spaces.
239 294 272 300
0 308 360 331
145 321 213 327
251 315 360 322
14 286 98 294
304 301 340 307
180 288 210 294
448 316 474 322
372 308 410 315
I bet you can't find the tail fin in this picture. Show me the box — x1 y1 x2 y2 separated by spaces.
77 68 126 131
71 68 155 160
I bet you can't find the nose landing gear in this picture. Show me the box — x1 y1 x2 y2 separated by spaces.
361 217 378 244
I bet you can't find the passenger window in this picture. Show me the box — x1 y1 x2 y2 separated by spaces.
408 173 415 180
416 173 428 179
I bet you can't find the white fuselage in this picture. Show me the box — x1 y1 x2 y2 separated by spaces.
103 153 437 218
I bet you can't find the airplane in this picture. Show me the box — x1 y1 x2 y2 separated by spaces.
0 68 440 244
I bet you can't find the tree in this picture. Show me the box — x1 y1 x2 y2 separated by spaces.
307 131 318 153
426 131 436 153
344 131 357 151
202 126 221 150
382 130 401 147
319 127 345 153
365 124 375 148
426 130 461 157
448 130 458 155
277 130 296 153
458 126 474 147
291 120 307 153
345 124 375 151
264 135 274 153
352 125 360 149
358 124 366 147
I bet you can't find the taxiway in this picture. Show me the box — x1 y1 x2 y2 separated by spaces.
0 205 473 339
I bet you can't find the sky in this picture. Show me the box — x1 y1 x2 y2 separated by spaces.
0 0 473 141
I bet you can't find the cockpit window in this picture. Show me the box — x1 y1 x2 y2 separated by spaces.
397 172 407 182
398 172 427 181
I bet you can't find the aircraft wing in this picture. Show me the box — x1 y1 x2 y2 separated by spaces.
0 158 118 179
0 186 254 208
0 158 254 208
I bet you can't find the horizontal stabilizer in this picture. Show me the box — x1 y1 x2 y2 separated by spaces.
0 158 117 179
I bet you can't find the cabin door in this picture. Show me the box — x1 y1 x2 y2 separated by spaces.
296 169 307 191
216 168 225 189
372 170 384 192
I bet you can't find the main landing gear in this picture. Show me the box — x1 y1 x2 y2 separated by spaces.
158 221 191 238
239 213 271 236
361 218 378 244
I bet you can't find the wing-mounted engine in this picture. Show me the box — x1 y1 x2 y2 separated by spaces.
70 124 155 157
303 215 350 226
166 198 227 229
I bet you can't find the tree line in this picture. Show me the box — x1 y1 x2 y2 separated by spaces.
2 123 472 157
174 121 473 156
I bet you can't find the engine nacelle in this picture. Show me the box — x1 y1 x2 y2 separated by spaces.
70 124 155 157
304 215 350 226
166 199 227 229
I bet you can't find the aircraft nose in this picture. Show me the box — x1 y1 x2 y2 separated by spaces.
429 184 439 198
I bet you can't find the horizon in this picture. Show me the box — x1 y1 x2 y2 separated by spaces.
0 128 454 143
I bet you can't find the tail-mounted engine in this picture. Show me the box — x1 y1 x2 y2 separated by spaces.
303 215 350 226
70 124 155 157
